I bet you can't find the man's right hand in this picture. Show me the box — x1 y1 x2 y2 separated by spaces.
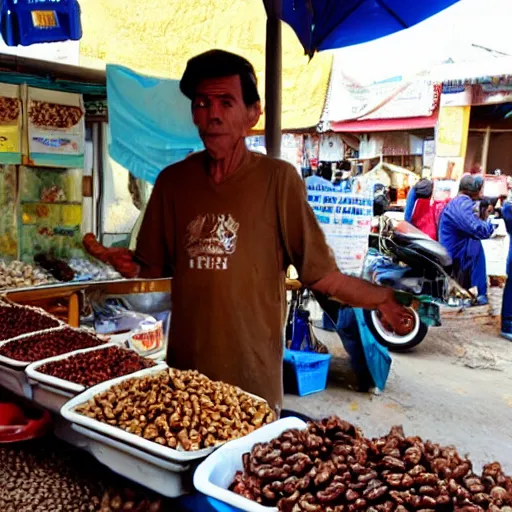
377 289 416 336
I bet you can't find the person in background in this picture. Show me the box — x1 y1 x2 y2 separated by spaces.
404 167 432 223
373 184 390 217
501 184 512 340
403 167 443 240
469 162 483 176
332 170 343 188
439 175 496 305
305 165 335 191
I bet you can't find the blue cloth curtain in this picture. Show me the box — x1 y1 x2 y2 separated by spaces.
106 65 203 184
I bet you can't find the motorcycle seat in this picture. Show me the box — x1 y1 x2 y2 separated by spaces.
392 221 452 267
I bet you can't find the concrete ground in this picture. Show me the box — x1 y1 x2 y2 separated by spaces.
284 306 512 474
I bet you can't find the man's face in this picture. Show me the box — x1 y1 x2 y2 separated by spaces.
192 75 261 160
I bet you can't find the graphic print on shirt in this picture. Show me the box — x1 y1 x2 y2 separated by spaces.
185 213 240 270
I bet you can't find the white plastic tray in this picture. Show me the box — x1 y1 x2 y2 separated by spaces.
26 344 165 413
194 417 307 512
71 424 192 497
0 325 108 370
0 364 33 398
62 365 253 464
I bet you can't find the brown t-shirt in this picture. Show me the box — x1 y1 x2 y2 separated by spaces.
135 151 337 412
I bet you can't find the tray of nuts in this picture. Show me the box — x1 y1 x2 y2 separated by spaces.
197 416 512 512
0 301 62 346
194 417 307 512
0 325 107 369
62 366 276 464
26 344 164 413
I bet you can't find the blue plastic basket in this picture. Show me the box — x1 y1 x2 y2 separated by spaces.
283 349 332 397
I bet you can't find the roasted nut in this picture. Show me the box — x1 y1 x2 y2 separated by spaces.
231 416 512 512
0 326 103 362
0 303 59 341
37 346 155 387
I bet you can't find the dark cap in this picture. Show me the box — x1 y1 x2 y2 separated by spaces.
180 49 260 106
459 174 484 194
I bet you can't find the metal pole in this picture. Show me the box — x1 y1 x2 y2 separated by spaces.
481 125 491 173
265 15 282 158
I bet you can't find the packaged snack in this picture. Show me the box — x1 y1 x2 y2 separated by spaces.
0 84 22 164
25 88 85 168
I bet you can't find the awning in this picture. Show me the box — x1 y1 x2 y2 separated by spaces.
330 112 438 133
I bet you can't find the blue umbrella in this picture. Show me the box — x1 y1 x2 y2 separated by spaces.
262 0 461 156
279 0 462 56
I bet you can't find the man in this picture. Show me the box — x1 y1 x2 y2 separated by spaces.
439 175 495 305
135 50 412 414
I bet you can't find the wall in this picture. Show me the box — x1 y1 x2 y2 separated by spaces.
487 132 512 175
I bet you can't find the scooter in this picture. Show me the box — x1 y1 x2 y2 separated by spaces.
362 215 474 351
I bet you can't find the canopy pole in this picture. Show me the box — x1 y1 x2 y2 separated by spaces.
265 14 282 158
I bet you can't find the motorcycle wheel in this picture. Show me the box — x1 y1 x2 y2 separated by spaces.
363 307 428 352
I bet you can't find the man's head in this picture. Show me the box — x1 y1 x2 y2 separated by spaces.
459 175 484 200
180 50 262 159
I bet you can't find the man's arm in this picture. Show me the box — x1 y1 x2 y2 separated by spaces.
134 174 174 278
277 164 413 333
311 272 413 335
454 198 496 240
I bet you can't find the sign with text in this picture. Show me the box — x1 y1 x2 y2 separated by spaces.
306 182 373 276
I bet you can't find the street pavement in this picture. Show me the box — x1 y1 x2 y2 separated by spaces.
284 309 512 473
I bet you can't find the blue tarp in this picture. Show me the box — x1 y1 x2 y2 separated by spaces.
106 64 203 184
280 0 461 56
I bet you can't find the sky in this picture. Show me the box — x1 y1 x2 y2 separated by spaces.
330 0 512 84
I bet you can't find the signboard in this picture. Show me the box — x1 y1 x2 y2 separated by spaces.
326 73 436 122
440 85 472 107
0 39 79 65
306 181 373 276
472 83 512 106
436 106 471 158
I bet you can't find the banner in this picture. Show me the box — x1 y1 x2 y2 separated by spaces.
472 83 512 106
306 181 373 276
435 106 471 158
326 70 436 122
440 85 472 107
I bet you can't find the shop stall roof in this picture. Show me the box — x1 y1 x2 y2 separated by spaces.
429 56 512 85
0 53 106 96
330 113 438 133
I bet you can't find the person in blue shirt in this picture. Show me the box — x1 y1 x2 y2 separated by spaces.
439 175 496 305
501 200 512 340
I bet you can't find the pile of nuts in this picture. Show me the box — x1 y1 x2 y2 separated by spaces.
37 345 156 387
0 327 104 362
0 260 54 290
0 435 166 511
76 368 276 451
0 436 104 512
230 416 512 512
0 304 60 341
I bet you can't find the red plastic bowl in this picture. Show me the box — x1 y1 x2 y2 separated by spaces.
0 402 52 443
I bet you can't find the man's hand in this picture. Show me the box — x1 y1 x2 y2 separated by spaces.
377 289 416 336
